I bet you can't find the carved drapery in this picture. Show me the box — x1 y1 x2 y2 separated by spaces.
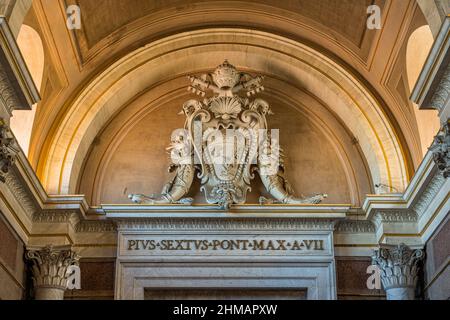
26 245 80 300
372 244 424 300
430 120 450 178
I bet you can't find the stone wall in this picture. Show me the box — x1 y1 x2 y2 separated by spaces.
0 213 26 300
64 258 116 300
336 257 385 300
424 214 450 300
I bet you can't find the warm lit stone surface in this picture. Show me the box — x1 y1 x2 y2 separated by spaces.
0 215 18 269
0 0 448 301
79 259 115 291
0 216 25 300
425 215 450 300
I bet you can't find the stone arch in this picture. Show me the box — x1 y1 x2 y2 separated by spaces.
39 28 409 196
77 77 372 206
416 0 449 38
0 0 33 38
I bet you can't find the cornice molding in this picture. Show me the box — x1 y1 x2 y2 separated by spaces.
364 151 445 219
372 210 418 229
429 64 450 113
335 220 375 233
32 210 80 226
113 217 338 232
411 16 450 121
412 170 446 217
373 211 418 223
75 220 116 233
0 17 40 112
5 171 38 217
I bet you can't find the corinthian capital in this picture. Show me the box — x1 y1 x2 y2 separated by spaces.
372 243 424 300
430 120 450 178
26 245 80 300
0 118 18 182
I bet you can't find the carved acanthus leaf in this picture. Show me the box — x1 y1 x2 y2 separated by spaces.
372 244 424 290
26 245 80 290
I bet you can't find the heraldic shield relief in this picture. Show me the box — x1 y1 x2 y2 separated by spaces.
129 61 327 209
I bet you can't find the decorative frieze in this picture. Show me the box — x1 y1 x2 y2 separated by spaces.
334 220 375 233
372 211 418 229
4 170 38 217
26 245 80 300
0 119 18 182
412 170 446 217
372 243 424 300
75 220 116 233
429 65 450 114
0 67 22 115
114 218 338 232
430 120 450 178
32 210 80 227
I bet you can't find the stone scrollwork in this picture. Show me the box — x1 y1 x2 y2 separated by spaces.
26 245 80 300
429 64 450 114
429 120 450 178
0 67 22 115
0 118 18 182
129 61 327 209
372 243 424 300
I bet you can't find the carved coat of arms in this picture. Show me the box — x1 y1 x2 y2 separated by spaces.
129 61 326 209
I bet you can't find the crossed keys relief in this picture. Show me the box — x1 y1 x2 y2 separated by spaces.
129 61 327 209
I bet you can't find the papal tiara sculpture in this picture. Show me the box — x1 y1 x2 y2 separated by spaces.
129 60 327 209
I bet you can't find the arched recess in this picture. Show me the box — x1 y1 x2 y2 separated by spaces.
77 77 372 206
406 25 441 156
416 0 449 37
10 24 44 155
39 29 409 196
1 0 33 38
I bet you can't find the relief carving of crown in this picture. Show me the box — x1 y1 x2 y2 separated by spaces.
212 60 241 89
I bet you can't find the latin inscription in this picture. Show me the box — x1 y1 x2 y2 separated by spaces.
126 239 325 251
